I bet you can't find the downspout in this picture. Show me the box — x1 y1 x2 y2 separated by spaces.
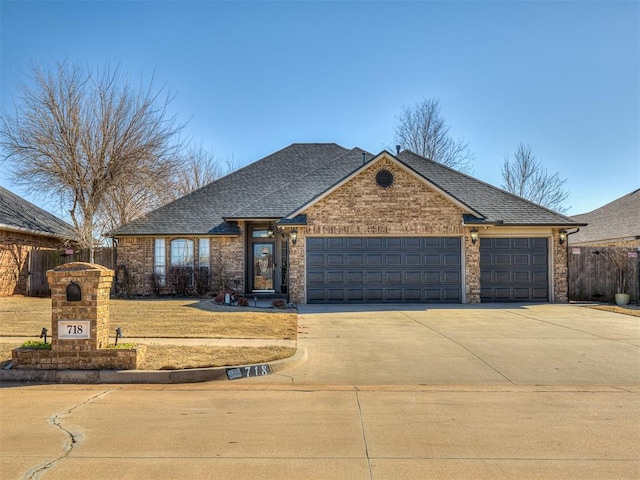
564 228 580 302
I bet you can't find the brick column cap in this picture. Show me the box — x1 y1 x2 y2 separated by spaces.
47 262 114 279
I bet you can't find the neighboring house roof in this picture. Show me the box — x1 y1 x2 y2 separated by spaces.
568 189 640 245
112 143 581 236
0 186 76 240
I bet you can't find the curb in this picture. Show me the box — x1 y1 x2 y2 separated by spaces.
0 348 307 384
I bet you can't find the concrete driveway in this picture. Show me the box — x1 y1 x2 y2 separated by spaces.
1 303 639 479
260 303 640 386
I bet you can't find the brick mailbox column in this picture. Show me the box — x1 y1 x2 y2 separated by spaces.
47 262 114 351
12 262 145 370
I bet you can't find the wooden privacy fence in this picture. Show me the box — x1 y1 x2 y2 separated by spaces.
28 247 116 297
568 246 639 303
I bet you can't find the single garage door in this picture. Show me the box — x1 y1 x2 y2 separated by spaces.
480 238 549 302
306 237 461 303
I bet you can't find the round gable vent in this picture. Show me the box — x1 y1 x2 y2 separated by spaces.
376 170 394 188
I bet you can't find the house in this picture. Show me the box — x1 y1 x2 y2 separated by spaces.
112 143 582 304
568 189 640 248
0 186 76 296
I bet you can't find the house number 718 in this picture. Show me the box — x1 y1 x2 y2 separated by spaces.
67 325 83 335
244 365 270 376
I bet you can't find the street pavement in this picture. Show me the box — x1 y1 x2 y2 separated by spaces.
1 303 639 479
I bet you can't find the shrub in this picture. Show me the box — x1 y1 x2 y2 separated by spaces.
272 299 286 308
107 343 138 349
214 288 235 304
237 297 249 307
21 340 51 350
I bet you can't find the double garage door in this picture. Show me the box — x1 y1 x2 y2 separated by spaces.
306 237 462 303
306 236 550 303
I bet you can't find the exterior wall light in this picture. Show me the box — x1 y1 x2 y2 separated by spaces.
559 229 567 245
290 230 298 245
470 228 478 245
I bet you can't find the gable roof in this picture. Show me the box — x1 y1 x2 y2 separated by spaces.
112 143 581 236
568 189 640 245
0 186 75 240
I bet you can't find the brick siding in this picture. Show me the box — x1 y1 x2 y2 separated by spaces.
0 229 65 296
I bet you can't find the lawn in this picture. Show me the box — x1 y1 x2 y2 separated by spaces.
0 296 298 370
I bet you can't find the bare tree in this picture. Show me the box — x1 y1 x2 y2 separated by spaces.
501 143 569 213
168 145 241 199
173 144 223 197
394 98 473 173
0 62 182 258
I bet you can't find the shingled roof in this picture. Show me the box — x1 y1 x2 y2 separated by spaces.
568 189 640 245
112 143 580 236
0 186 75 239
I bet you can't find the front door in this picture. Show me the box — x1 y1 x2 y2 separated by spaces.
252 243 275 291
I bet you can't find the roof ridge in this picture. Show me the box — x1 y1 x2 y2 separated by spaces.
572 188 640 216
226 146 365 218
399 149 576 222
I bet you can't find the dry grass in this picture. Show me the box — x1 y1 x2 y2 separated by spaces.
0 296 298 370
143 345 296 370
0 343 296 370
0 296 297 339
587 304 640 317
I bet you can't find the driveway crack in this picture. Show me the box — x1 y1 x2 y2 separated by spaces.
401 312 517 386
354 388 374 480
23 390 111 480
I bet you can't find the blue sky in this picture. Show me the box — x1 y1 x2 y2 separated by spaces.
1 0 638 216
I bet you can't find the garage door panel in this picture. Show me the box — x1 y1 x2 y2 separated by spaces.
346 238 364 249
307 272 325 284
444 254 461 265
406 289 422 301
366 289 383 301
346 271 363 283
307 236 461 303
405 271 422 283
406 238 421 248
406 254 421 266
366 272 383 284
366 254 383 266
480 237 548 302
307 237 326 250
346 289 364 301
327 254 343 266
424 254 442 266
326 272 344 283
386 238 402 248
385 272 402 284
367 238 383 249
532 288 549 299
307 289 326 301
327 238 345 249
532 254 547 265
444 271 461 283
513 254 530 265
386 254 402 265
386 289 402 301
494 254 512 265
307 253 325 267
347 254 363 266
327 289 345 301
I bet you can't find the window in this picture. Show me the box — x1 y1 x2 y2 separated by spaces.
198 238 210 284
154 238 166 287
171 239 194 287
